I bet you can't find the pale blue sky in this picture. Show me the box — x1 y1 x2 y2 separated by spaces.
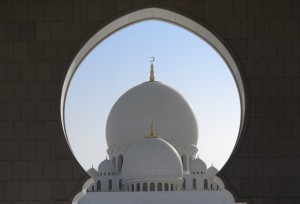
65 20 241 171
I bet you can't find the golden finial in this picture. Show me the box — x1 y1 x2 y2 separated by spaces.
149 57 155 82
145 123 159 138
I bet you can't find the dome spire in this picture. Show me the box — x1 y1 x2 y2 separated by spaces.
145 123 159 138
149 57 155 82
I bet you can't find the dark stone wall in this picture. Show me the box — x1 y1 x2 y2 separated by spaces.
0 0 299 203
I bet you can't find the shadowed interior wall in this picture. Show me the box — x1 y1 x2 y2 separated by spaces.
0 1 299 204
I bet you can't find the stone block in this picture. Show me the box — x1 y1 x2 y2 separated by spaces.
36 141 50 160
255 98 269 117
43 160 57 179
0 82 13 100
21 101 36 120
29 42 44 61
51 22 65 41
292 39 300 57
0 101 5 120
5 181 20 201
14 121 28 140
228 39 248 58
66 22 80 41
270 98 285 117
285 98 299 117
36 101 51 120
271 178 286 197
285 58 299 77
256 138 270 156
293 118 300 137
73 3 87 21
28 161 43 180
286 138 300 156
249 158 263 177
278 39 292 57
287 178 300 197
36 181 50 200
58 2 72 22
278 158 293 177
263 158 278 177
293 78 300 97
278 0 292 17
59 42 77 60
233 158 248 177
43 2 57 21
29 121 43 140
241 19 255 38
248 79 262 97
51 141 71 160
101 2 117 20
58 160 72 179
262 118 277 137
263 0 277 18
207 20 226 37
247 0 262 18
13 2 26 21
6 22 20 41
20 181 35 200
270 19 284 38
278 118 293 138
21 22 36 41
14 81 28 100
219 0 232 19
255 19 269 38
255 59 269 77
270 58 284 77
0 42 13 60
36 23 51 41
7 62 21 80
270 138 286 156
263 79 277 97
13 161 27 180
44 81 58 100
262 39 277 58
21 62 36 80
246 118 262 137
203 0 218 19
28 2 43 22
239 138 256 157
189 1 204 19
255 178 271 196
44 121 60 140
241 59 255 77
0 161 12 180
14 42 28 61
226 20 240 39
0 23 4 41
0 121 13 140
285 19 299 38
278 78 293 97
29 81 43 100
241 178 256 197
21 141 35 160
36 62 50 80
51 180 66 200
6 101 21 120
44 42 58 61
248 39 262 58
0 2 12 21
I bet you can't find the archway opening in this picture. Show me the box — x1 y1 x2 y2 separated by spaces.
60 7 247 204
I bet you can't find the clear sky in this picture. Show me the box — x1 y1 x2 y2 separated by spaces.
65 20 241 171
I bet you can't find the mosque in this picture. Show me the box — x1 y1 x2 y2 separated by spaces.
79 61 236 204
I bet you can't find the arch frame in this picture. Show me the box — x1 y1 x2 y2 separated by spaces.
60 6 249 204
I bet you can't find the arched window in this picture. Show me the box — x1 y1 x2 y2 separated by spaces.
192 178 196 190
97 180 101 191
164 183 169 191
143 183 147 191
118 155 123 171
204 179 208 190
112 157 116 169
108 179 112 191
137 183 140 191
217 185 219 190
182 178 186 190
119 179 122 190
171 184 174 191
150 182 155 191
211 184 213 190
131 184 134 191
181 154 187 170
157 183 162 191
92 186 94 192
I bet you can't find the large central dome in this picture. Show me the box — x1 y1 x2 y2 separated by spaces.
106 81 198 148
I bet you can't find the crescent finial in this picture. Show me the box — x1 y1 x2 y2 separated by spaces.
149 57 155 82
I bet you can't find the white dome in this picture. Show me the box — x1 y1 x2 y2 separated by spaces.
87 166 99 179
206 165 218 176
106 81 198 148
122 136 183 182
190 157 207 173
98 159 115 174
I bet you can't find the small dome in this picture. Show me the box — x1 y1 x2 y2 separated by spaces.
106 81 198 148
122 135 183 182
98 158 115 174
206 165 218 176
87 166 99 179
190 157 207 174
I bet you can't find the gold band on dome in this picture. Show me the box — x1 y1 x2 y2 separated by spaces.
145 123 159 138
